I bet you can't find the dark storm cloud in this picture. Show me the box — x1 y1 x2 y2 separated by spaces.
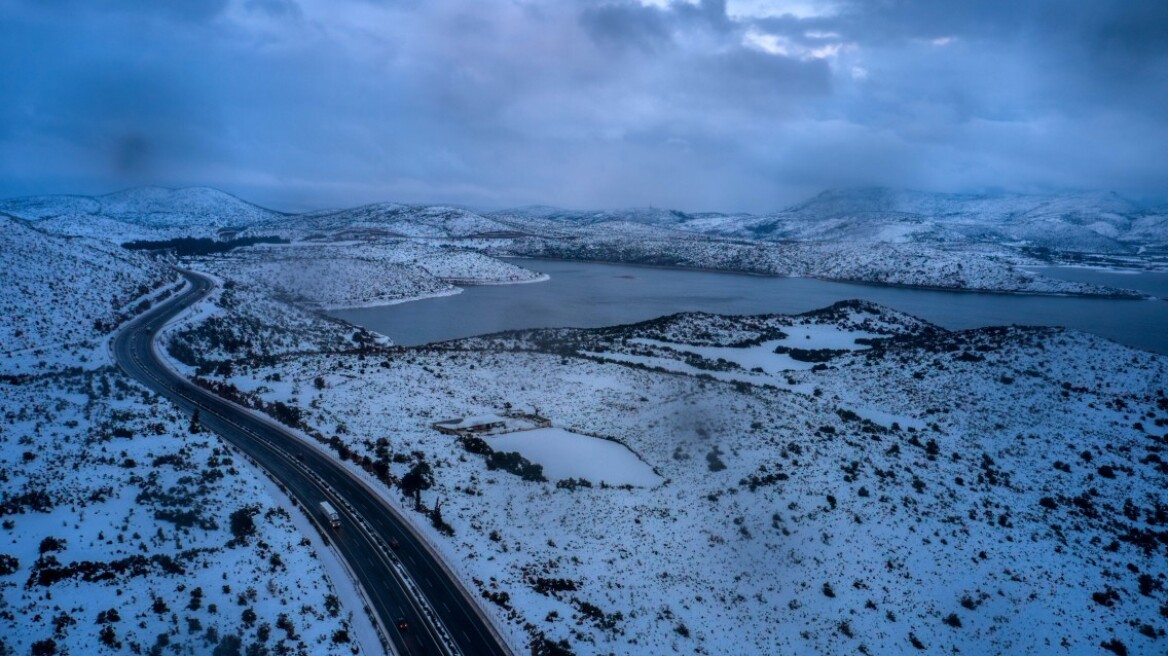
580 2 674 51
580 0 732 51
0 0 1164 211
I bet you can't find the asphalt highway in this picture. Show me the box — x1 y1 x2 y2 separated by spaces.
113 270 512 656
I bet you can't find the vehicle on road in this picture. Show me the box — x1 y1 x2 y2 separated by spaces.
397 618 409 632
319 500 341 528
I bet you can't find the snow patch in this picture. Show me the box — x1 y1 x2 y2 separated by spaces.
489 427 662 487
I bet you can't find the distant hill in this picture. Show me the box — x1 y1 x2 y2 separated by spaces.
0 186 287 241
251 202 519 240
4 185 1165 253
677 188 1166 252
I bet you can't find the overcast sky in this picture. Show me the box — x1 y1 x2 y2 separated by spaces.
1 0 1165 212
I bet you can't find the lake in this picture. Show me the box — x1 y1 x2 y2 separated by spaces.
330 259 1168 355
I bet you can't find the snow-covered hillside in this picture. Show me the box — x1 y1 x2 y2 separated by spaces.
175 241 544 313
496 234 1143 297
0 368 364 656
0 218 371 655
252 203 521 241
496 188 1168 253
489 205 744 229
182 301 1168 656
0 187 286 241
5 185 1161 297
679 188 1168 252
0 215 173 371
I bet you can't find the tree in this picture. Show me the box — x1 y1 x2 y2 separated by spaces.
190 409 202 434
399 461 433 511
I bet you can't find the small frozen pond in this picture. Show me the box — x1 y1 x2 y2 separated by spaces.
489 427 661 487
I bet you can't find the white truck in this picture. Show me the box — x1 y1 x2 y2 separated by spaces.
319 501 340 528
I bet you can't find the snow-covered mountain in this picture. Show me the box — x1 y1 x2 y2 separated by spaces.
680 188 1166 252
4 185 1163 300
252 202 523 240
8 185 1165 253
493 188 1168 252
490 205 743 228
0 186 287 241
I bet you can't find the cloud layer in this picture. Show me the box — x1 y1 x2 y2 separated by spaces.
1 0 1165 211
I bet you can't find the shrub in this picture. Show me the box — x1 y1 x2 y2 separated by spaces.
1092 588 1120 607
229 506 259 544
485 451 546 482
1100 639 1128 656
706 447 727 472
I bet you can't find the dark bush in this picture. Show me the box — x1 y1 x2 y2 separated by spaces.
0 553 18 575
229 506 259 544
486 451 546 482
1100 639 1128 656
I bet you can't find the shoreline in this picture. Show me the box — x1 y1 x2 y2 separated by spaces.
501 255 1149 300
324 272 551 312
315 286 464 311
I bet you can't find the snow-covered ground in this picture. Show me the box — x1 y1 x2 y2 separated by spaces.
0 196 372 656
180 299 1168 656
0 186 286 241
492 234 1144 297
623 322 883 375
186 241 545 310
0 368 365 656
488 428 661 487
0 215 174 369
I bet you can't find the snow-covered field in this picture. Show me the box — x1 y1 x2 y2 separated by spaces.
488 428 661 487
184 300 1168 656
623 322 884 375
185 241 545 310
0 367 365 656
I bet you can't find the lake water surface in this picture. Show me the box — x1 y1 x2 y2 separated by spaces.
330 259 1168 354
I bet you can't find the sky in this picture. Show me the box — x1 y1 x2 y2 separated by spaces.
0 0 1165 213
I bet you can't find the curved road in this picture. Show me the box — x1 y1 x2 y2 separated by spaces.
114 271 512 656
